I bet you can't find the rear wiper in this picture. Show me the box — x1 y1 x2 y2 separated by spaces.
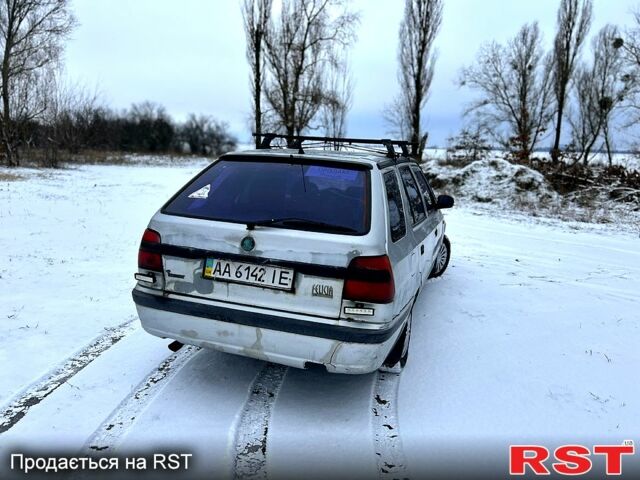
246 217 358 234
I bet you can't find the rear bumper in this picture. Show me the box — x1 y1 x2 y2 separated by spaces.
132 288 406 374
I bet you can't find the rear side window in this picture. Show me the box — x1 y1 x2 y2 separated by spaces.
410 165 436 209
399 166 426 225
383 170 406 242
163 158 370 235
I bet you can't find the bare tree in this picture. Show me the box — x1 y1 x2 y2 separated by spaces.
11 62 51 153
320 54 353 141
569 66 603 165
126 101 175 153
550 0 592 163
569 25 628 165
263 0 358 139
128 101 169 124
459 22 555 163
623 8 640 60
0 0 76 166
41 71 101 166
385 0 442 160
383 95 409 141
178 114 237 156
59 83 101 154
242 0 272 147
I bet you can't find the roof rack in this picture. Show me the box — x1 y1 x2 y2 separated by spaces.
253 133 414 159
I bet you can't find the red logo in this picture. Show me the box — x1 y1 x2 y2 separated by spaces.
509 441 635 476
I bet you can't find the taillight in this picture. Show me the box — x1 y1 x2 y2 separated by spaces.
138 228 163 271
343 255 395 304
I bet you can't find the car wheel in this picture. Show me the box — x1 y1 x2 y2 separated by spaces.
429 235 451 279
380 315 411 373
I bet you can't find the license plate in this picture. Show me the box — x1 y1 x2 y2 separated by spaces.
203 259 294 291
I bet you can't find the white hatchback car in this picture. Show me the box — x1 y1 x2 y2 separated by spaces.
132 135 453 374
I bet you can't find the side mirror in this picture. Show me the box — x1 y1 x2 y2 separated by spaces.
436 194 454 209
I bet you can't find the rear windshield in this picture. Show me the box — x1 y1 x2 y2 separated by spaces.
163 158 370 235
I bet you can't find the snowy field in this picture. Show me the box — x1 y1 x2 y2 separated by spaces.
1 161 639 478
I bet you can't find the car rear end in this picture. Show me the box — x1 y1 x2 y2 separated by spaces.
132 151 407 374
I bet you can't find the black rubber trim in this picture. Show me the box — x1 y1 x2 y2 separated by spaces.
142 242 348 279
376 156 418 169
222 153 374 170
132 289 404 344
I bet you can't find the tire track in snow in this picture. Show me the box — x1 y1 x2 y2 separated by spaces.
85 345 199 452
372 371 408 479
232 363 288 480
0 318 137 434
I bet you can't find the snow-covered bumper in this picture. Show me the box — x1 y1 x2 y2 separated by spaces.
132 288 405 374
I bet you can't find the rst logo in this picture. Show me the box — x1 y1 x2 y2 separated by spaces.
510 441 635 475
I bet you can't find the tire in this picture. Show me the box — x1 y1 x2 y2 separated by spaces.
429 235 451 279
380 315 411 372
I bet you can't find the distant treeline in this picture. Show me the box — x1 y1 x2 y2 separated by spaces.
22 100 237 165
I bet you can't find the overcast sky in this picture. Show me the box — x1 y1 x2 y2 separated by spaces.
64 0 638 147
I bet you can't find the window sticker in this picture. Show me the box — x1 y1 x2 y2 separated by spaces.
305 166 358 181
188 184 210 199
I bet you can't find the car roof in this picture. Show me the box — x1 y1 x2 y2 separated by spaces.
223 148 420 170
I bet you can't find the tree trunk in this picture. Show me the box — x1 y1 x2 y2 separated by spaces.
254 29 262 148
550 98 565 163
410 130 419 159
286 124 295 146
411 41 424 161
2 40 15 167
583 137 597 166
604 124 613 167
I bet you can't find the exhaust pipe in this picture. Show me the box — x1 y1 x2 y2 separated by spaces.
168 340 184 352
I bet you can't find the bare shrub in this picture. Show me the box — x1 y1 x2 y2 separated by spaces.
445 126 491 166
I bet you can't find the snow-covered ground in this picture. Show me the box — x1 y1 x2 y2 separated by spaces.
1 161 639 478
424 157 640 235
